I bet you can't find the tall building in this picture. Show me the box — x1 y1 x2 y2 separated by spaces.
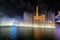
33 6 45 24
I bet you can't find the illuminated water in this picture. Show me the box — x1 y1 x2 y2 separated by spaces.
56 26 60 40
0 26 55 40
11 26 17 40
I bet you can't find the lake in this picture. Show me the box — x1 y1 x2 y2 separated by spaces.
0 26 55 40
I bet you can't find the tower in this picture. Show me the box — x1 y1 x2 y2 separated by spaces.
33 6 45 23
34 6 39 23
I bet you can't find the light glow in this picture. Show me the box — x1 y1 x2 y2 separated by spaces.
0 21 55 28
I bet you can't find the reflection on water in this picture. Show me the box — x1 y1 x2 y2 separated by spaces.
11 26 17 40
0 26 33 40
0 26 55 40
55 27 60 40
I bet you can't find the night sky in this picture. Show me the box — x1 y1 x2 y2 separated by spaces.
0 0 60 17
44 0 60 10
0 0 24 18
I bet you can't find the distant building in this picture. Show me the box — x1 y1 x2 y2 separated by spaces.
23 12 33 24
33 6 45 24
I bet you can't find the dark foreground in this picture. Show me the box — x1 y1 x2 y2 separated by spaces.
0 26 55 40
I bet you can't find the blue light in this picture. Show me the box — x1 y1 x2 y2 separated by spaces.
11 26 17 40
56 15 60 20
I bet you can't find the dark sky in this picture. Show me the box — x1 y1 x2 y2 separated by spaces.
0 0 23 18
45 0 60 10
0 0 60 17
